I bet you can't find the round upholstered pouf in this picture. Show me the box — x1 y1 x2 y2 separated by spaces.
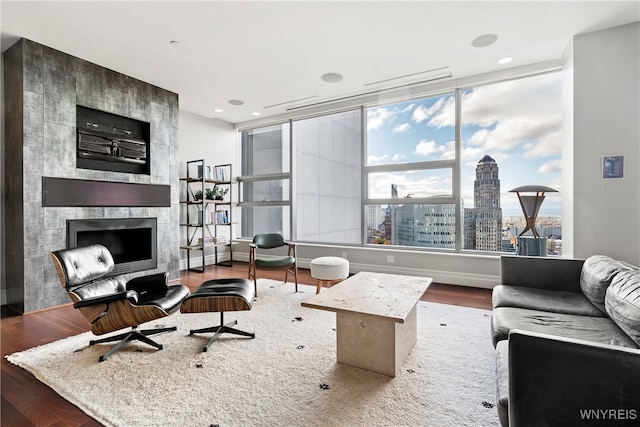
310 256 349 294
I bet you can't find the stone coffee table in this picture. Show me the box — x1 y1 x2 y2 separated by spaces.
301 271 432 377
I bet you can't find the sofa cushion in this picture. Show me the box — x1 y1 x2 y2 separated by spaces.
491 307 639 348
492 284 605 317
605 269 640 347
580 255 631 314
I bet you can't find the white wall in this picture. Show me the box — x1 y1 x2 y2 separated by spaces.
179 110 236 172
572 22 640 265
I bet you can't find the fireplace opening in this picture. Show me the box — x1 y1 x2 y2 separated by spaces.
67 218 157 275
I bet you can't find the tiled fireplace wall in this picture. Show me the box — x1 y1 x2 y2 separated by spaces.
4 38 180 313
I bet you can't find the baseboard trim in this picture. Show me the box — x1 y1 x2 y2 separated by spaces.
227 253 498 289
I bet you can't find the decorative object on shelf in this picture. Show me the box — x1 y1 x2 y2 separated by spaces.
509 185 558 257
205 185 228 200
194 190 203 200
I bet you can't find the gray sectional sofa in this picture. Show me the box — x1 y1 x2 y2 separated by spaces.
491 255 640 427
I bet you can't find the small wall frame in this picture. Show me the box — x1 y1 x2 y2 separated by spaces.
602 155 624 179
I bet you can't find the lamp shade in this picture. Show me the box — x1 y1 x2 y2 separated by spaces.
509 185 558 193
509 185 558 238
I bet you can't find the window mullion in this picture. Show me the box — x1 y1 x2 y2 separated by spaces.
454 88 462 252
289 120 295 241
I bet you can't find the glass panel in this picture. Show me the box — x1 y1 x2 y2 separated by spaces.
293 110 362 244
460 72 562 254
239 206 290 240
366 203 456 249
366 93 455 166
368 168 452 199
241 123 290 175
241 179 289 202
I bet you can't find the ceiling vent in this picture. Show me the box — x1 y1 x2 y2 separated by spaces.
264 95 319 109
285 69 452 112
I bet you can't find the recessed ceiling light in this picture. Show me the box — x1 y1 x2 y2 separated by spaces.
169 40 179 45
213 108 223 113
321 72 343 83
252 112 261 116
498 57 512 65
471 34 498 48
228 99 244 106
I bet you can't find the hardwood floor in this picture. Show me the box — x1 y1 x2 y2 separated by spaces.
1 262 492 426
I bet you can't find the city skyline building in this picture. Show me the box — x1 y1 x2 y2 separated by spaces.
463 155 503 251
393 204 456 248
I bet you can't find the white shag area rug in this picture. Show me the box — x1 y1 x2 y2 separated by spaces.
7 279 500 427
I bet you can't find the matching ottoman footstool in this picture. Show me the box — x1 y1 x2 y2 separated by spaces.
310 256 350 294
180 278 255 352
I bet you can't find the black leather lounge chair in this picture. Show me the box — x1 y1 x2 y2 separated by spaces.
50 244 190 362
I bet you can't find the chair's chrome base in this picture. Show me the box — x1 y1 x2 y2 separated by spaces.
189 312 255 352
89 325 177 362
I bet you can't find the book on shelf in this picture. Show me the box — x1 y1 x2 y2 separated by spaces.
197 236 214 246
214 166 230 182
197 235 227 245
210 210 229 224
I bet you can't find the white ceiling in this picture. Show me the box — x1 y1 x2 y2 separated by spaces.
2 1 639 125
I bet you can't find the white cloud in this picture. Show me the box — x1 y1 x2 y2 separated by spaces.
414 139 439 157
392 123 411 133
538 159 562 174
468 128 490 146
369 171 452 199
367 154 388 164
401 103 415 113
412 98 444 123
412 105 430 123
367 107 394 131
392 154 405 162
525 128 562 159
439 140 456 160
463 114 562 160
462 74 561 148
428 95 456 128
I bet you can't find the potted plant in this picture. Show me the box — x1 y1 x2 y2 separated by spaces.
194 190 203 200
206 185 228 201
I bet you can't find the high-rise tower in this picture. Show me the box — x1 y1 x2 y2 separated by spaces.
464 155 503 251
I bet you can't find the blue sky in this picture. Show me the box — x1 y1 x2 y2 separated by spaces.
366 72 563 217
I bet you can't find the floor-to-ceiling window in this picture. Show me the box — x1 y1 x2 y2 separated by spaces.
364 93 457 249
460 72 563 254
293 110 362 244
238 123 291 239
237 71 562 254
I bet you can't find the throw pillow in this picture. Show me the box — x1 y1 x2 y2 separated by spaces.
580 255 630 314
605 269 640 347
